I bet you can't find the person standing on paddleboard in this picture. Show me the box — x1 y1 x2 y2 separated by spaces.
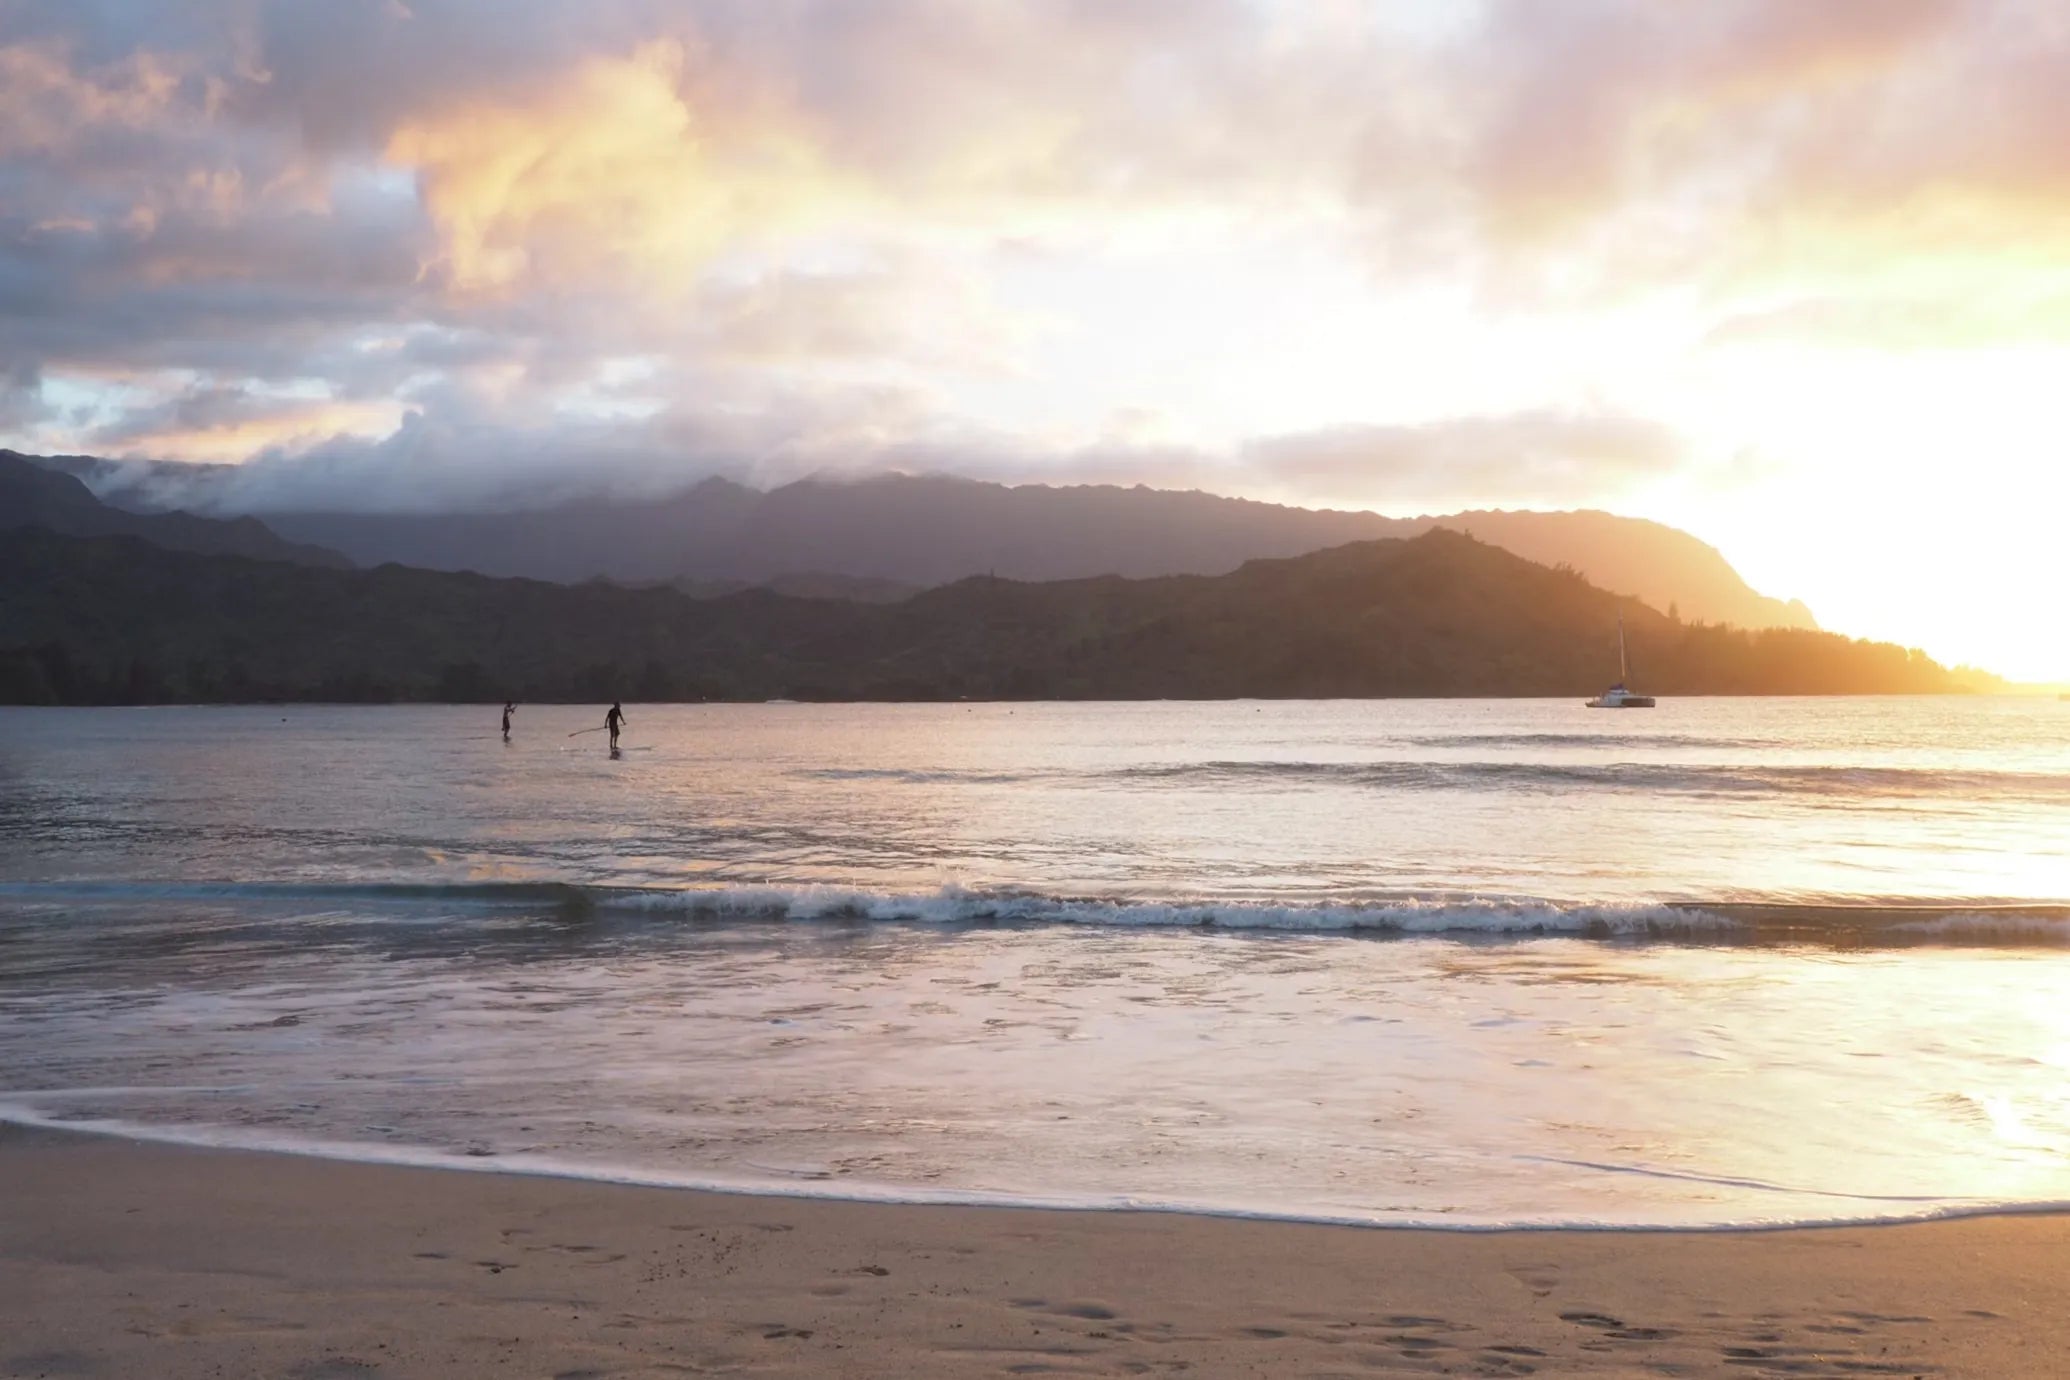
605 701 626 749
501 701 516 741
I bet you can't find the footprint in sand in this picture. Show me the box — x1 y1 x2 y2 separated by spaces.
543 1243 627 1264
1381 1332 1455 1351
1506 1263 1562 1299
291 1359 384 1380
1055 1304 1118 1321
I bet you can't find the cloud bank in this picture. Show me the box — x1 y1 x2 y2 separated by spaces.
3 0 2066 517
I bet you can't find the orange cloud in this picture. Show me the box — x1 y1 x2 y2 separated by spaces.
1446 1 2070 324
0 40 187 156
120 401 400 462
78 380 406 463
385 39 833 296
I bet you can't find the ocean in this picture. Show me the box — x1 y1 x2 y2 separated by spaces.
2 698 2067 1229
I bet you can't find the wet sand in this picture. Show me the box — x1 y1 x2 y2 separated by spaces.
1 1124 2061 1378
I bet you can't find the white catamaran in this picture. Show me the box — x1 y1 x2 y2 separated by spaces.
1586 611 1656 709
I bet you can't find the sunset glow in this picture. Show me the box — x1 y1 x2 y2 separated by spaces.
3 1 2066 677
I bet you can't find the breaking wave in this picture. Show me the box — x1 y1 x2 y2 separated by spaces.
8 880 2070 946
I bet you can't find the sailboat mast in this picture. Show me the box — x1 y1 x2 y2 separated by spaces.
1617 610 1630 682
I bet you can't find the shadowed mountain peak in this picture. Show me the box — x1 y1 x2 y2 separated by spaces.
0 451 349 568
21 453 1813 630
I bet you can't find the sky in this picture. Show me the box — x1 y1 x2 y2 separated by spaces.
2 0 2066 679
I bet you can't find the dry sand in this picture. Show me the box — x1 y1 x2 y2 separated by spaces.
2 1124 2063 1378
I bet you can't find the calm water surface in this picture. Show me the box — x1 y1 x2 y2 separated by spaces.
2 699 2067 1227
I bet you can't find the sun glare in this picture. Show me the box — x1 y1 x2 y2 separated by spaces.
1652 344 2070 679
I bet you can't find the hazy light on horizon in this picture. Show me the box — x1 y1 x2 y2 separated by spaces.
1 0 2064 678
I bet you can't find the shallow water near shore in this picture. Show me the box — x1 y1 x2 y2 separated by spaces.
3 698 2068 1227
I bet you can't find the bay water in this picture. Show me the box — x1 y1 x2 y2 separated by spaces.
3 698 2067 1228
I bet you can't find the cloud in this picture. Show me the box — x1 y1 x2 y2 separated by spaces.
92 387 1683 518
1238 411 1686 508
1448 0 2070 304
114 368 954 513
76 381 405 462
5 0 2070 505
0 359 48 431
1706 291 2070 351
681 254 1036 372
0 17 432 401
385 37 832 295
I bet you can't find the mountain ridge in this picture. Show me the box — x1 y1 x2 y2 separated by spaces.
0 525 1946 705
22 453 1815 631
0 451 350 569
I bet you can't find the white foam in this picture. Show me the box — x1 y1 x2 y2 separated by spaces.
7 1101 2065 1234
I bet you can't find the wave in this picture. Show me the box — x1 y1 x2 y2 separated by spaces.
1112 760 2070 802
9 880 2070 946
792 767 1041 784
598 886 1736 936
0 879 1727 936
781 757 2070 801
0 879 598 909
1396 732 1772 751
7 1102 2067 1232
1889 912 2070 945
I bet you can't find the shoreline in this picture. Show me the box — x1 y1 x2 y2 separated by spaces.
4 1124 2066 1377
9 1106 2070 1238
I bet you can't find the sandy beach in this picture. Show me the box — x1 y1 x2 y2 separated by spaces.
0 1125 2061 1378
